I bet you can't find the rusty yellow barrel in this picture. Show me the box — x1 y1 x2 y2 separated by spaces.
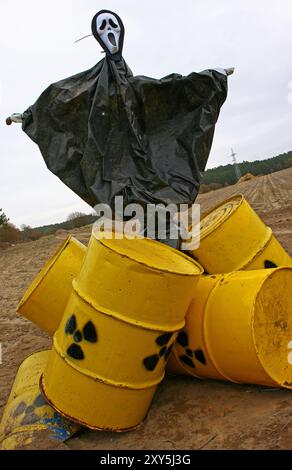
17 236 86 335
188 195 291 273
0 351 79 450
41 230 203 431
168 268 292 388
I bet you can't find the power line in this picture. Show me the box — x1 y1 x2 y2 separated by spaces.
230 148 241 181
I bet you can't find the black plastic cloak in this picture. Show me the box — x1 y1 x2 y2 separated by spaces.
22 58 227 210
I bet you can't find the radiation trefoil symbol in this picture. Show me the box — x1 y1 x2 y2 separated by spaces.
143 333 175 372
65 315 98 360
13 394 47 426
177 331 207 369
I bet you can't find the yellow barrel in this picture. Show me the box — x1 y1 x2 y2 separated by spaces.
17 236 86 335
188 195 291 273
167 268 292 388
41 231 203 431
0 351 79 450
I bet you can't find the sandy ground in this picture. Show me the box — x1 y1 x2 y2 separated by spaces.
0 167 292 450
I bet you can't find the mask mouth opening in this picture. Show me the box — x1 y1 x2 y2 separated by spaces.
108 32 117 47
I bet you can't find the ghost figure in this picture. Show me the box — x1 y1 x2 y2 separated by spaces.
8 10 231 246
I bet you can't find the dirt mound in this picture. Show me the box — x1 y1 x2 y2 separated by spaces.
55 229 68 236
238 172 256 183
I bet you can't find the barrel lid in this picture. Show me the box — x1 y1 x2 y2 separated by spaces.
93 231 203 276
253 267 292 389
17 236 85 311
198 195 243 240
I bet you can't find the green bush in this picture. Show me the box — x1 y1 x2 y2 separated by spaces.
0 209 9 227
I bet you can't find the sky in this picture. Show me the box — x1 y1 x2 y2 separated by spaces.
0 0 291 228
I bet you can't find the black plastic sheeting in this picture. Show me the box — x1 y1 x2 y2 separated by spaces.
22 58 228 214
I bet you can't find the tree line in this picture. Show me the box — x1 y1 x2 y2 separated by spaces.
0 211 97 244
202 151 292 187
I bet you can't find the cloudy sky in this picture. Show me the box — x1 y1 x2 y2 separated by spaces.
0 0 291 227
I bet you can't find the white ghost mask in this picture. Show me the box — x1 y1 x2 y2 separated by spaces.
95 12 122 55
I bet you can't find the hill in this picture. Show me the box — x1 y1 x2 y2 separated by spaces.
203 150 292 186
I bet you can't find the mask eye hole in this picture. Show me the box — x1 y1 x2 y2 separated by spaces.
100 19 107 31
109 19 118 28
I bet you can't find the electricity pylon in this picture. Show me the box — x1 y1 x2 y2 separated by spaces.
230 148 241 181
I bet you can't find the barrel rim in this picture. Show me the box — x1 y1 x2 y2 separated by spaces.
93 230 204 277
192 194 245 243
0 424 51 446
16 236 85 312
239 227 272 270
39 374 150 433
16 349 51 370
202 272 247 384
52 339 165 390
200 273 242 383
252 266 292 389
73 280 185 333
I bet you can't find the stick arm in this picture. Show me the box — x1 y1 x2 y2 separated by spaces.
6 113 24 126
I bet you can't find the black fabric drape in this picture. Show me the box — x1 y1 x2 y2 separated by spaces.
22 58 228 211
